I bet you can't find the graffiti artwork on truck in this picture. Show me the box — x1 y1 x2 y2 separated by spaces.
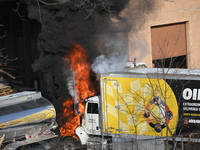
101 77 179 137
143 96 173 133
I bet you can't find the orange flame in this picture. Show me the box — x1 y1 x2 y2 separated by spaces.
59 44 96 138
59 98 80 139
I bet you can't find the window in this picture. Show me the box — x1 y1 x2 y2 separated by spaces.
153 55 187 68
87 103 98 114
151 23 187 68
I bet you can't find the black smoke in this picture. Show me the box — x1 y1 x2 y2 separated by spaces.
24 0 130 101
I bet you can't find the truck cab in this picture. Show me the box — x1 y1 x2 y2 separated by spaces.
82 96 101 135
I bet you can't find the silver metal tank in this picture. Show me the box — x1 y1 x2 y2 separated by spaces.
0 91 56 143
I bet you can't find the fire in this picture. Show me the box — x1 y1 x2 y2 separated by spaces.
59 98 80 138
59 44 96 138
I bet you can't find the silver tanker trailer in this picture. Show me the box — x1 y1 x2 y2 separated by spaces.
0 91 58 150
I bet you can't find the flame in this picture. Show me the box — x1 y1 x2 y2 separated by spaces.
59 44 96 138
59 98 80 139
67 44 95 102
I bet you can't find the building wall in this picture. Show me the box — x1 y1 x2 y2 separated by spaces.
123 0 200 69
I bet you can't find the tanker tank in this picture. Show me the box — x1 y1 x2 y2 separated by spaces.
0 91 57 144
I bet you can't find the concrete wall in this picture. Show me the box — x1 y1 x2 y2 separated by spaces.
122 0 200 69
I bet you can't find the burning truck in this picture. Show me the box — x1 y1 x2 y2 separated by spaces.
2 59 200 150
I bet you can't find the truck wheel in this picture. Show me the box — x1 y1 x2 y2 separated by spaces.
104 138 112 150
62 137 83 150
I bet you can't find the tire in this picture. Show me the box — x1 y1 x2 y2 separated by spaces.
62 137 84 150
105 138 112 150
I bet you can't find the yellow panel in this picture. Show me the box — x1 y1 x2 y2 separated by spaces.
0 108 56 128
101 77 178 137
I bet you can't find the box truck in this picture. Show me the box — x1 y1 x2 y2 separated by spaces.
75 68 200 149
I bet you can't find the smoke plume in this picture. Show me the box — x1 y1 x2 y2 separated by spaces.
25 0 131 100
